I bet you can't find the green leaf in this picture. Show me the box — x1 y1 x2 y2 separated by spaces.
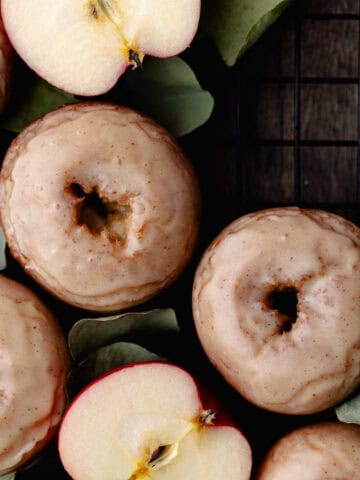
2 78 76 133
68 308 179 363
67 342 164 399
0 227 6 271
336 391 360 425
0 472 16 480
203 0 293 66
125 57 214 137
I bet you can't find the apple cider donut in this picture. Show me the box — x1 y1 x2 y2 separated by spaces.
193 207 360 415
257 422 360 480
0 275 70 475
0 103 200 312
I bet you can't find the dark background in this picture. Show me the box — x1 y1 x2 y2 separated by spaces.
2 0 359 478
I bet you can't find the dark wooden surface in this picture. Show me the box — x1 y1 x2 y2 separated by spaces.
196 0 360 228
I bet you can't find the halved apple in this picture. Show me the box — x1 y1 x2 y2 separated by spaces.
1 0 201 96
58 362 252 480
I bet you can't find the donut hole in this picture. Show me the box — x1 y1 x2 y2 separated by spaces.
69 182 131 241
265 286 298 333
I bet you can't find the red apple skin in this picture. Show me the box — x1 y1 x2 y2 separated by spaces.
0 12 12 111
59 361 243 428
58 361 251 459
195 380 237 429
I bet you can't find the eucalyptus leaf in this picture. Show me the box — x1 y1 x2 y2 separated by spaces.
2 78 76 133
67 342 164 399
69 308 179 363
0 472 15 480
203 0 292 66
125 56 214 137
336 391 360 425
0 227 6 271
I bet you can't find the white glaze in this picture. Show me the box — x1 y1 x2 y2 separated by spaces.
0 275 69 474
193 208 360 414
257 423 360 480
0 104 200 311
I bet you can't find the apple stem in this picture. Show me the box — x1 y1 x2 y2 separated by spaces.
199 409 216 425
129 50 143 69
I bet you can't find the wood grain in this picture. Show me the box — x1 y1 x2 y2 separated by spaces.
306 0 360 14
235 0 360 209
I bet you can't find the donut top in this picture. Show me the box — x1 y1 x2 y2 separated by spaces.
257 423 360 480
0 275 69 474
0 104 200 311
193 208 360 414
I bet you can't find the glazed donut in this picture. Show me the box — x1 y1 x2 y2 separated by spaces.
256 422 360 479
192 207 360 414
0 103 200 312
0 13 11 112
0 274 70 475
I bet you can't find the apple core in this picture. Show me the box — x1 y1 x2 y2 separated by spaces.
88 0 145 69
127 412 213 479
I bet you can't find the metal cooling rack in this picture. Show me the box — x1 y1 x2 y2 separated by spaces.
234 0 360 220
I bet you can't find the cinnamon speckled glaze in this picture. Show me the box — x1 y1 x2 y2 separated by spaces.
193 207 360 414
257 423 360 480
0 275 70 475
0 103 200 312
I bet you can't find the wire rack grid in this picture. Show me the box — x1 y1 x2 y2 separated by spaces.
234 0 360 221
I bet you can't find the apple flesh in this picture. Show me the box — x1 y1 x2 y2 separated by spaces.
1 0 201 96
58 362 252 480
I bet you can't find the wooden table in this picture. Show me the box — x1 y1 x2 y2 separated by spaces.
191 0 360 237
